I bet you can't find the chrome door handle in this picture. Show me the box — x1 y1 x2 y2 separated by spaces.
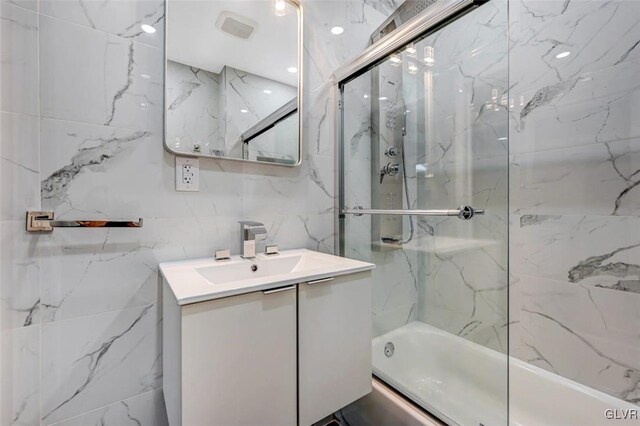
306 277 334 285
341 205 484 220
262 285 296 295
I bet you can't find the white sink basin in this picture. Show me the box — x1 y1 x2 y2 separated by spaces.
160 249 375 305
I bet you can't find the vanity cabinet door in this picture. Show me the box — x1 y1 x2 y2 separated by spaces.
181 286 297 426
298 271 373 425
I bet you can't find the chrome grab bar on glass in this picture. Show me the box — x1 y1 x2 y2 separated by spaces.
26 211 143 233
341 205 484 221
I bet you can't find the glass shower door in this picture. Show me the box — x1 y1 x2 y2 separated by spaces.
339 1 509 424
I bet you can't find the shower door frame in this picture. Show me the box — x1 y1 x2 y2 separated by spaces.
333 0 490 256
332 0 506 424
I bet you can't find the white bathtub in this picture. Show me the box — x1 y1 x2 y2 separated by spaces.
372 322 639 426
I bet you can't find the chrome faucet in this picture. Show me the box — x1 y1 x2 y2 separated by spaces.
239 221 267 259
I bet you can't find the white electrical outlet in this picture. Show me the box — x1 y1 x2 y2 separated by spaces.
176 156 199 191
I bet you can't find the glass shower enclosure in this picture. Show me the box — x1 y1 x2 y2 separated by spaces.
336 0 509 424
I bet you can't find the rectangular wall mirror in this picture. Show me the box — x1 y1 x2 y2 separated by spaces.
164 0 302 166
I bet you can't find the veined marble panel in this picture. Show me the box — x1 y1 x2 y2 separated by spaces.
40 118 244 219
0 1 399 425
242 153 334 218
39 215 242 323
166 60 222 156
509 0 640 154
0 325 40 426
512 273 640 404
0 221 40 329
48 389 168 426
303 0 399 86
419 231 507 352
256 212 334 255
246 112 299 163
3 0 37 12
39 0 164 48
510 59 640 154
511 137 640 216
222 66 297 158
0 2 38 115
507 0 640 409
0 112 40 221
39 227 159 323
41 304 162 424
511 214 640 295
510 0 640 91
39 16 163 131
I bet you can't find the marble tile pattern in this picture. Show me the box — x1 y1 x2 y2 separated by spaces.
165 61 297 159
246 112 299 163
3 0 635 423
341 0 509 349
0 0 395 424
221 66 297 158
165 60 223 156
411 0 509 353
509 0 640 406
1 2 42 425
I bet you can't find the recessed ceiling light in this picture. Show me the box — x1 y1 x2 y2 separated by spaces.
263 89 272 94
274 0 287 16
555 51 571 59
331 26 344 35
363 94 369 99
240 109 248 113
287 66 297 73
405 44 417 57
141 24 156 34
379 96 388 101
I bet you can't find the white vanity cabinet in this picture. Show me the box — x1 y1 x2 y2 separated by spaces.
163 282 298 426
298 271 373 425
161 249 375 426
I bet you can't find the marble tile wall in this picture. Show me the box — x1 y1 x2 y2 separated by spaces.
508 0 640 406
343 0 638 408
4 0 634 422
246 112 299 163
0 0 396 424
166 60 223 156
341 60 421 338
165 60 298 159
221 66 297 158
343 0 509 348
412 0 509 353
1 0 43 424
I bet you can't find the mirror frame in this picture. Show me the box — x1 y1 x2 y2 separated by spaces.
163 0 303 167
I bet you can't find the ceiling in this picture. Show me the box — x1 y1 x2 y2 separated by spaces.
167 0 299 86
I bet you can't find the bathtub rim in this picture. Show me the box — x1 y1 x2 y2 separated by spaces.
373 373 457 425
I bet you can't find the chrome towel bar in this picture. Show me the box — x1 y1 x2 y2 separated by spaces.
341 205 484 220
26 211 143 233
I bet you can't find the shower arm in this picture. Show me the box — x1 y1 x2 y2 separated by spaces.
341 205 484 220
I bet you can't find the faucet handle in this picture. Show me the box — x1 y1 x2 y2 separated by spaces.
265 245 279 255
239 220 265 228
214 249 230 261
380 163 400 184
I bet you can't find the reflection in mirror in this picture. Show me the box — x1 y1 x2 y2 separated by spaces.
165 0 301 166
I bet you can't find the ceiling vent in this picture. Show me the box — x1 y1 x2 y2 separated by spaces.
216 11 257 40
